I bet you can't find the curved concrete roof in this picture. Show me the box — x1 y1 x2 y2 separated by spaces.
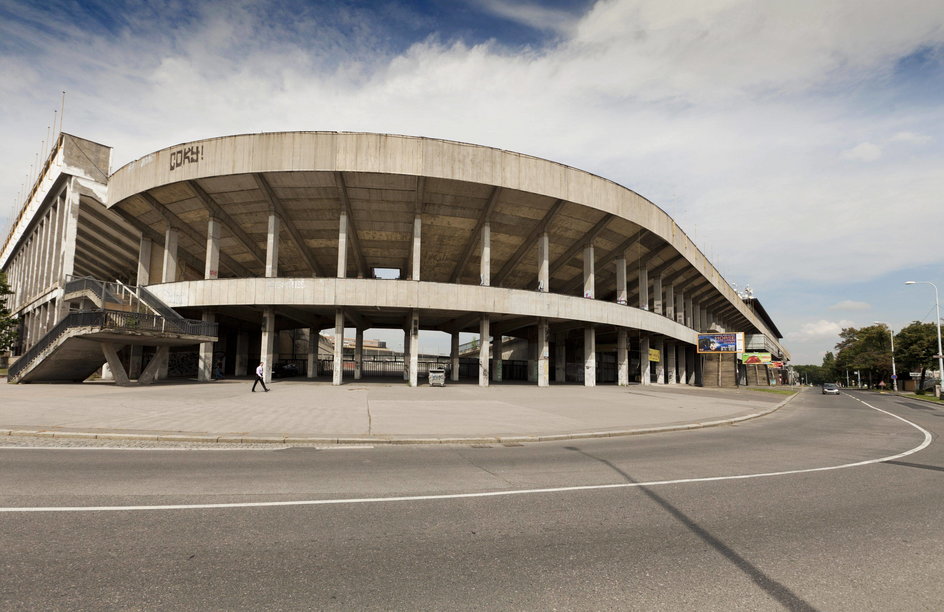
107 131 787 356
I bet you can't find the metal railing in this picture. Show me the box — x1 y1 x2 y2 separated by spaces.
135 285 189 325
7 309 218 381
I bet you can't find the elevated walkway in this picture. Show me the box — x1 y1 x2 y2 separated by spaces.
8 277 217 385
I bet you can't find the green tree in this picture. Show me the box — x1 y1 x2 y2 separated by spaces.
821 351 837 383
834 325 893 388
895 321 938 392
0 271 17 353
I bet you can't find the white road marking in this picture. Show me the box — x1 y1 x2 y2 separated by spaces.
0 395 932 513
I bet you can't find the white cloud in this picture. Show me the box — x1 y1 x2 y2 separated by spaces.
841 142 882 162
890 131 932 144
829 300 871 311
795 319 855 340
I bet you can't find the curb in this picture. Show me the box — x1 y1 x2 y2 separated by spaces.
0 391 799 446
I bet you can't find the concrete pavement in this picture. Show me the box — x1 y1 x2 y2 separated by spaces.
0 377 795 444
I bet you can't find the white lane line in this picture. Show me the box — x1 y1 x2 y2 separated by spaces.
0 396 932 513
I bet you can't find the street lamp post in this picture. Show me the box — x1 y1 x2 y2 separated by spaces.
905 281 944 396
875 321 898 392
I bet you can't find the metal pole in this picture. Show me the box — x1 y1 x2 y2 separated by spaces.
906 281 944 396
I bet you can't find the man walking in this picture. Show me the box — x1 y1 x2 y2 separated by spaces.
252 361 269 392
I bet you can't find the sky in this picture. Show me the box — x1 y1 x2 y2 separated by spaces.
1 0 943 363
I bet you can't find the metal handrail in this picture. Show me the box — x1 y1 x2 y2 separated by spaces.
8 309 218 381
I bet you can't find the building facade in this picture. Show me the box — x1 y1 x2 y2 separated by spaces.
2 131 789 386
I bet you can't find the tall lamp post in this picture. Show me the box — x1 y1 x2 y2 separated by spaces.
874 321 898 392
905 281 944 394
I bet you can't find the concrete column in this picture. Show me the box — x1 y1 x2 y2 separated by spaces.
478 315 490 386
676 290 685 325
653 337 665 384
616 257 627 304
337 211 348 278
157 343 169 381
59 179 80 281
411 215 422 281
50 198 64 285
665 284 675 320
138 346 169 386
666 342 677 385
584 325 596 387
450 332 460 382
408 310 419 387
685 297 694 328
333 308 344 385
262 306 275 384
638 263 649 310
137 237 152 286
617 328 629 386
162 226 179 283
538 232 549 292
354 328 364 380
198 309 215 382
480 223 490 286
307 327 318 378
678 344 687 385
537 317 549 387
555 332 566 383
235 331 249 376
205 217 221 279
583 243 595 298
640 335 651 385
101 343 131 386
687 346 697 385
491 329 503 383
653 275 663 316
265 212 279 278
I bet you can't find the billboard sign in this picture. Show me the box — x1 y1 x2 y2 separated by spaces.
697 332 744 354
648 348 661 362
741 352 772 364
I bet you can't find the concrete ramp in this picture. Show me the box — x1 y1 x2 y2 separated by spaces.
16 333 107 383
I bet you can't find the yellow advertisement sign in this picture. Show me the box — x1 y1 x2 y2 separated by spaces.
648 348 661 362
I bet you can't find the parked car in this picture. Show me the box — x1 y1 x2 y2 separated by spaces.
272 362 300 378
822 383 840 395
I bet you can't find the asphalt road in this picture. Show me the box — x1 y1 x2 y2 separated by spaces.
1 389 941 611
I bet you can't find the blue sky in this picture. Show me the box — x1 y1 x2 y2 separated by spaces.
1 0 943 363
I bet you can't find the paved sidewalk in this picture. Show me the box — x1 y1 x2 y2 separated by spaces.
0 377 795 444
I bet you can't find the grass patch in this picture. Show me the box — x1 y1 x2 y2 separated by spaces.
745 387 797 395
0 367 7 377
901 392 944 404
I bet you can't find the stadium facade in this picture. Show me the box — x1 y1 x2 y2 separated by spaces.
1 132 788 386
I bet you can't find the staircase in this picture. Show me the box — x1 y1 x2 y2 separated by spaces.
8 277 218 384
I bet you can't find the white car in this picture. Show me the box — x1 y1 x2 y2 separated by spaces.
822 383 840 395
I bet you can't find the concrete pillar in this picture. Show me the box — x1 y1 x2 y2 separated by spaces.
583 243 595 298
157 343 169 381
687 346 697 385
137 237 152 286
128 346 143 380
492 329 503 383
262 306 275 384
205 217 221 279
138 346 169 386
408 310 419 387
333 308 344 385
265 212 279 278
640 335 651 385
653 274 663 316
538 232 549 292
307 327 318 378
235 331 249 377
653 337 665 384
101 343 131 386
162 226 179 283
638 263 649 310
337 211 348 278
584 325 596 387
527 333 537 383
537 317 549 387
685 297 694 328
666 341 677 385
451 332 460 382
480 223 490 286
665 284 675 320
354 328 364 380
616 257 627 304
198 309 215 382
676 290 685 325
678 344 687 385
617 328 629 386
411 215 422 281
479 315 490 386
555 332 566 383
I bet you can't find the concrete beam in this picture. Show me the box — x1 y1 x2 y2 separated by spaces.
549 213 613 277
334 172 368 279
450 186 502 283
493 198 565 287
188 180 266 269
254 173 321 276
